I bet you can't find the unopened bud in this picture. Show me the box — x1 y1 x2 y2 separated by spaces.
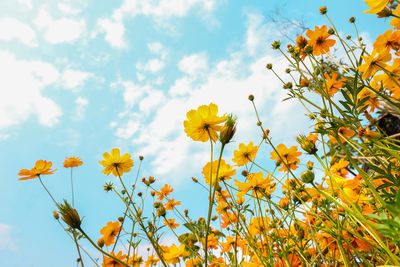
241 170 248 177
156 206 166 217
319 6 327 15
118 216 124 222
192 177 198 183
349 17 355 23
266 63 272 69
248 94 254 101
139 155 144 160
271 41 281 49
150 191 156 197
58 200 82 229
297 134 317 154
148 176 155 184
138 192 142 197
301 170 315 184
53 211 59 220
219 114 237 145
97 238 104 248
212 215 218 221
328 28 335 35
104 182 113 192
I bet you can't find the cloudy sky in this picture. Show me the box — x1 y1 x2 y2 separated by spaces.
0 0 385 266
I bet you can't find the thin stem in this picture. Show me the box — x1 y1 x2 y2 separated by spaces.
73 230 84 267
38 176 58 206
71 168 75 208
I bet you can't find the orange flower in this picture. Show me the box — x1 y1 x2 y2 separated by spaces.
18 160 57 181
144 255 159 267
374 29 400 51
324 72 346 97
270 144 302 172
102 251 126 267
390 6 400 29
156 184 173 200
338 127 356 143
99 148 134 176
306 25 336 56
63 156 83 168
163 218 180 229
358 49 391 79
232 141 259 166
98 221 122 247
358 88 379 112
164 198 181 210
202 233 219 249
183 103 227 142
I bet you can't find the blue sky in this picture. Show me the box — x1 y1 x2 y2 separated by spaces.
0 0 386 266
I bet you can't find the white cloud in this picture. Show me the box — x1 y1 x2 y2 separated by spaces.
178 52 208 75
0 18 37 46
96 0 217 48
17 0 32 9
96 18 126 49
0 223 16 251
62 69 92 90
74 97 88 120
58 3 81 15
0 51 62 131
136 58 165 73
34 7 86 44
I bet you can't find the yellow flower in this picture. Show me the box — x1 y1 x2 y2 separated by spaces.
163 244 190 264
232 141 259 166
202 159 236 186
363 0 390 14
98 221 122 247
183 103 227 142
306 25 336 56
155 184 173 201
63 156 83 168
99 148 134 176
234 172 276 199
164 198 181 210
18 160 57 181
358 49 391 79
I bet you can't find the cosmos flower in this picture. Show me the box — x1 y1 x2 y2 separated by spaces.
18 160 57 181
99 148 134 176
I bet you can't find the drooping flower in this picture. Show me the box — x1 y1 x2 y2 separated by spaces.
306 25 336 56
144 255 159 267
232 141 259 166
156 184 173 200
99 148 134 176
183 103 227 142
270 144 302 172
63 156 83 168
202 159 236 186
164 198 181 210
18 160 57 181
235 172 276 199
358 49 391 79
363 0 390 14
102 251 127 267
324 72 347 97
337 127 356 143
163 218 180 229
98 221 122 247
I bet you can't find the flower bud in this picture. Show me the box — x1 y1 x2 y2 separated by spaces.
192 177 198 183
241 170 248 177
104 182 113 192
319 6 327 15
138 192 142 197
139 155 144 160
212 215 218 221
307 161 314 170
118 216 124 222
349 17 355 23
148 176 156 184
271 41 281 49
153 201 162 208
219 114 237 145
296 134 317 154
328 28 335 35
58 200 82 229
301 170 315 184
248 94 254 101
156 206 166 217
150 190 156 197
279 197 289 210
266 63 272 69
53 211 60 220
97 238 104 248
283 82 293 89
